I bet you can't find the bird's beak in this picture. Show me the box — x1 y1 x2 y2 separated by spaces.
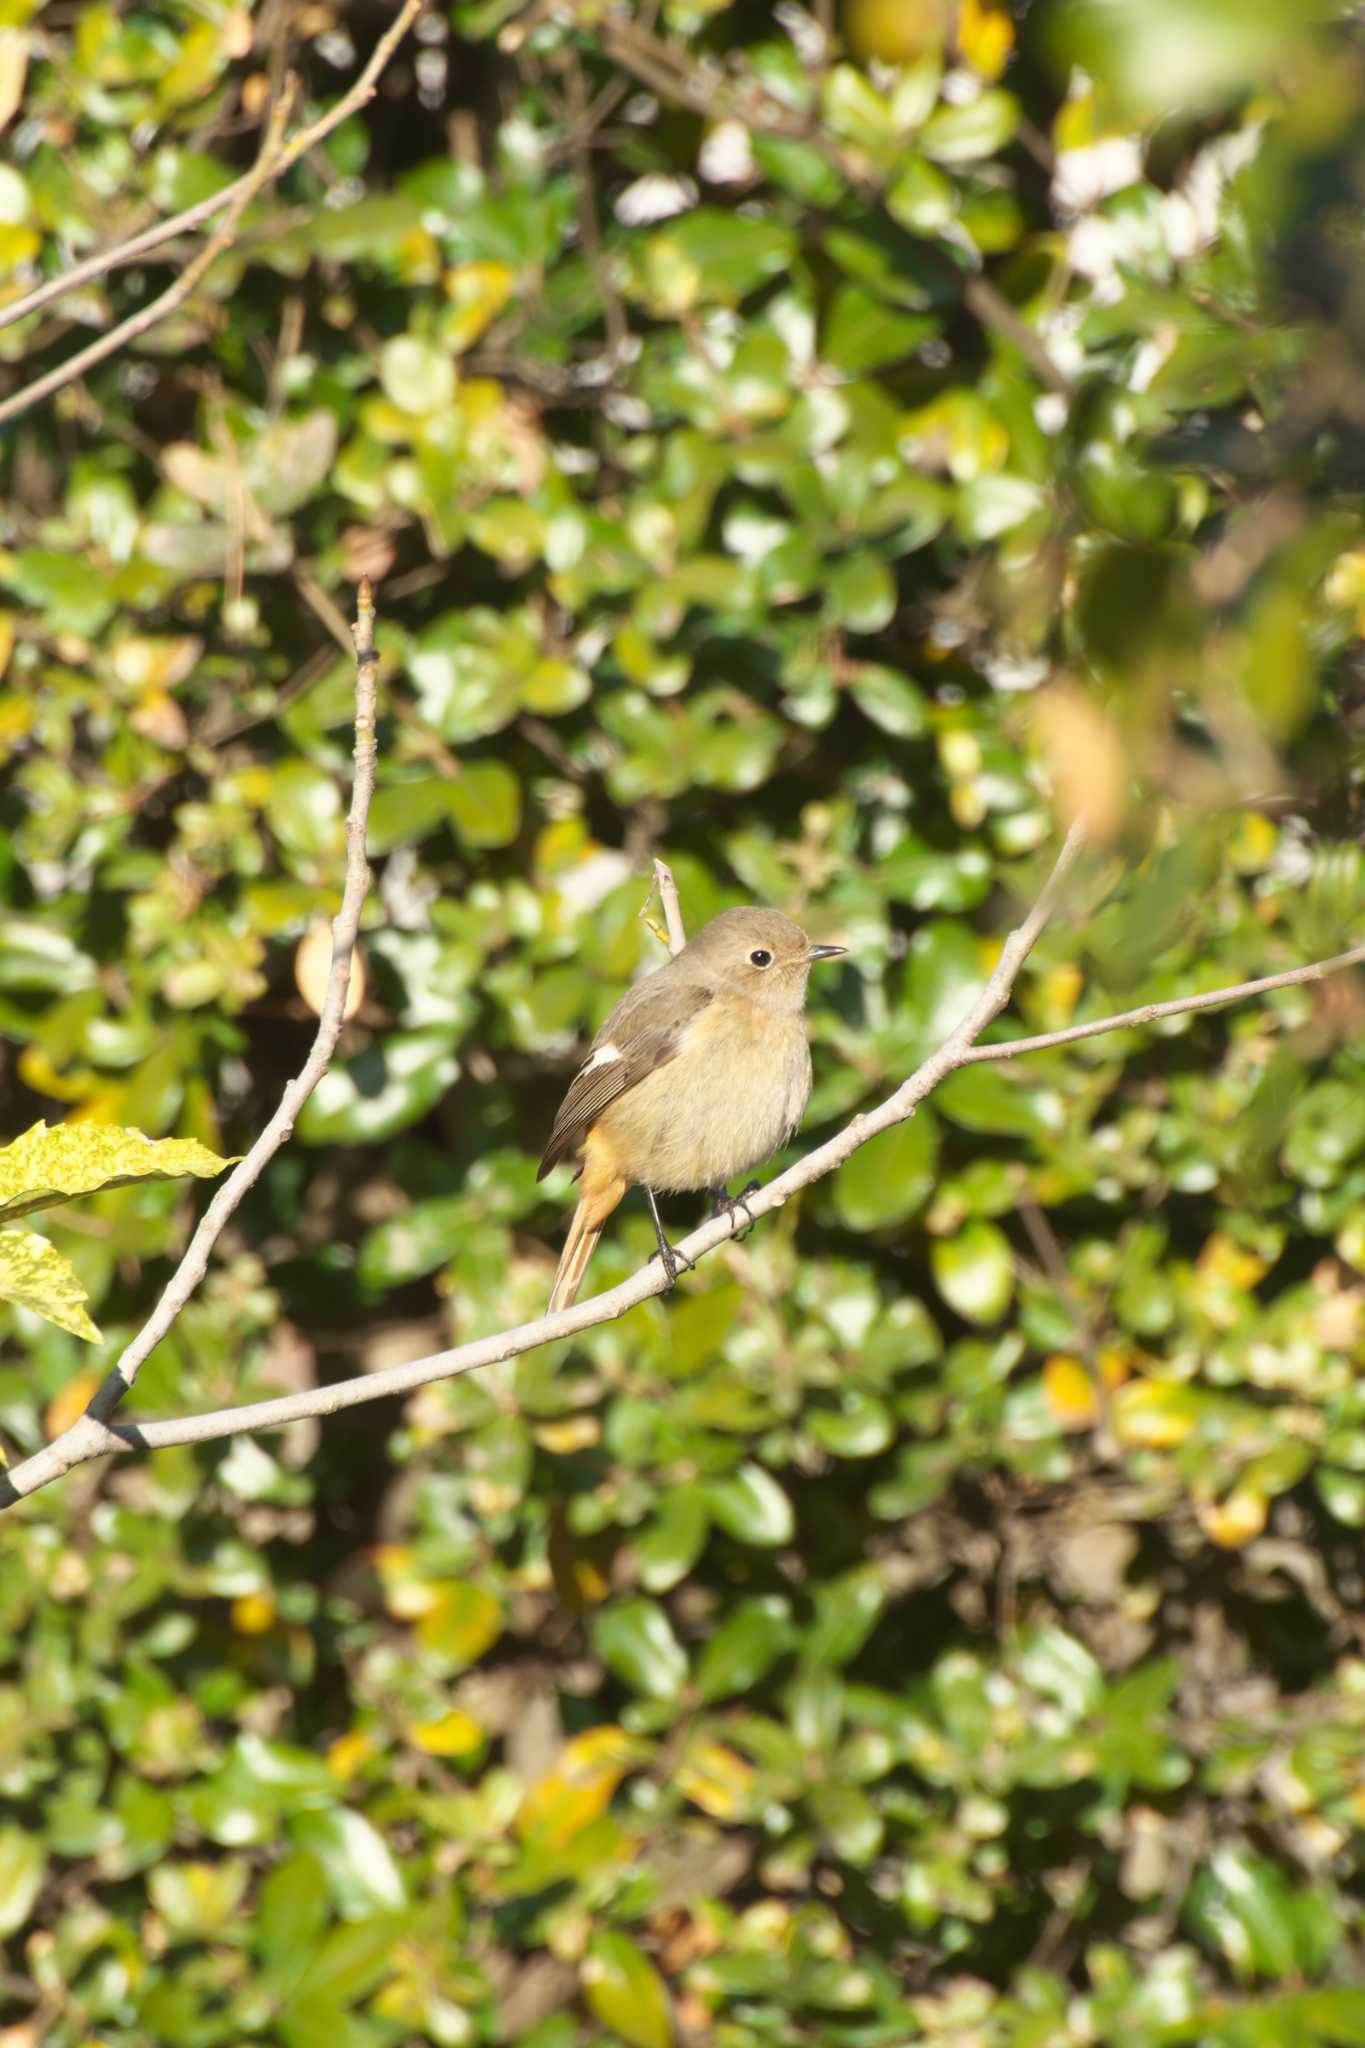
808 943 847 961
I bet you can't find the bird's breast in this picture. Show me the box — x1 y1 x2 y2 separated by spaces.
596 1002 813 1194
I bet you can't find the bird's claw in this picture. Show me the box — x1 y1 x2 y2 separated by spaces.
657 1239 696 1288
711 1179 761 1240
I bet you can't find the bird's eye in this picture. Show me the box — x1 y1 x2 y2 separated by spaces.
749 948 772 967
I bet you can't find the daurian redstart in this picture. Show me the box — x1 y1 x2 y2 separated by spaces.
539 907 845 1310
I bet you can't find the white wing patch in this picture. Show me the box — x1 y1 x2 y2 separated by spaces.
582 1043 622 1072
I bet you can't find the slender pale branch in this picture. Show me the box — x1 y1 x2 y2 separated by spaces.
0 0 424 340
650 859 687 956
959 938 1365 1065
0 581 381 1508
0 84 298 431
11 822 1363 1502
0 828 1085 1494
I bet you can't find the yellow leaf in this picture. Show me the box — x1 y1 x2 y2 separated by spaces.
109 634 202 692
1114 1378 1199 1449
0 224 39 277
1197 1232 1266 1293
45 1370 100 1439
1199 1485 1268 1550
518 1726 642 1848
17 1047 94 1105
416 1581 503 1666
0 1120 235 1226
406 1708 485 1758
327 1728 377 1780
535 1416 600 1454
676 1740 756 1821
844 0 948 66
1036 962 1084 1025
443 260 516 353
1227 812 1279 875
1042 1354 1098 1431
957 0 1014 78
0 1230 99 1342
230 1593 276 1636
1326 546 1365 634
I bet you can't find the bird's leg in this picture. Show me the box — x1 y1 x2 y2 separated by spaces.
709 1179 762 1239
644 1185 694 1288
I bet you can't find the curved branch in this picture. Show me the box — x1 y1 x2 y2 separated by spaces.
0 581 381 1508
0 0 424 340
0 827 1084 1495
0 83 297 431
959 939 1365 1064
10 822 1361 1502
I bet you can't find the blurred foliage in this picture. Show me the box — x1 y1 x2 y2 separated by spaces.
6 0 1365 2042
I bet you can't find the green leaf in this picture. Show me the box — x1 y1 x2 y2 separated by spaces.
826 551 897 634
0 1229 100 1341
833 1112 939 1231
637 1488 711 1593
446 761 522 849
931 1220 1015 1325
663 210 798 303
705 1463 795 1547
696 1596 791 1702
847 664 929 738
358 1194 465 1291
807 1390 894 1459
583 1929 673 2048
380 334 456 414
291 1808 407 1916
0 1825 45 1938
805 1568 888 1667
1 549 116 635
368 777 458 854
921 89 1020 164
591 1598 688 1699
297 1030 460 1145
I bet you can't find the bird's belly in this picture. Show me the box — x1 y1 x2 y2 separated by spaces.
597 1015 812 1194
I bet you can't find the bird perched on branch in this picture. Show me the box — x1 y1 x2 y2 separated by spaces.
539 907 845 1311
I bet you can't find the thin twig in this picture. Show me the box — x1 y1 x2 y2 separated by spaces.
0 581 380 1508
959 939 1365 1066
645 858 687 956
0 0 424 339
0 829 1081 1500
0 84 298 431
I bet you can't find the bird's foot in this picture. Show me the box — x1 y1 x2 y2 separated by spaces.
656 1237 697 1289
644 1185 695 1290
710 1179 761 1240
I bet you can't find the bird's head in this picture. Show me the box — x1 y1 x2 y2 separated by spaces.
681 906 846 1011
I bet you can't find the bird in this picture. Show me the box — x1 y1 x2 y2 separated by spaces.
538 906 846 1312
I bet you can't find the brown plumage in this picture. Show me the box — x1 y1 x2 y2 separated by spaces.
539 907 845 1310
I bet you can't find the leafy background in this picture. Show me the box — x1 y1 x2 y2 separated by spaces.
5 0 1365 2042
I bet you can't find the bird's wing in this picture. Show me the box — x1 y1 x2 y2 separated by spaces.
537 976 713 1179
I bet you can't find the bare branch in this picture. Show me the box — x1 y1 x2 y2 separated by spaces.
14 818 1365 1503
0 0 424 340
0 84 298 431
649 859 687 956
960 938 1365 1066
0 828 1083 1496
0 581 381 1508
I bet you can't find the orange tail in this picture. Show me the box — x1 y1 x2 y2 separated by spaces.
549 1200 605 1311
549 1135 627 1311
